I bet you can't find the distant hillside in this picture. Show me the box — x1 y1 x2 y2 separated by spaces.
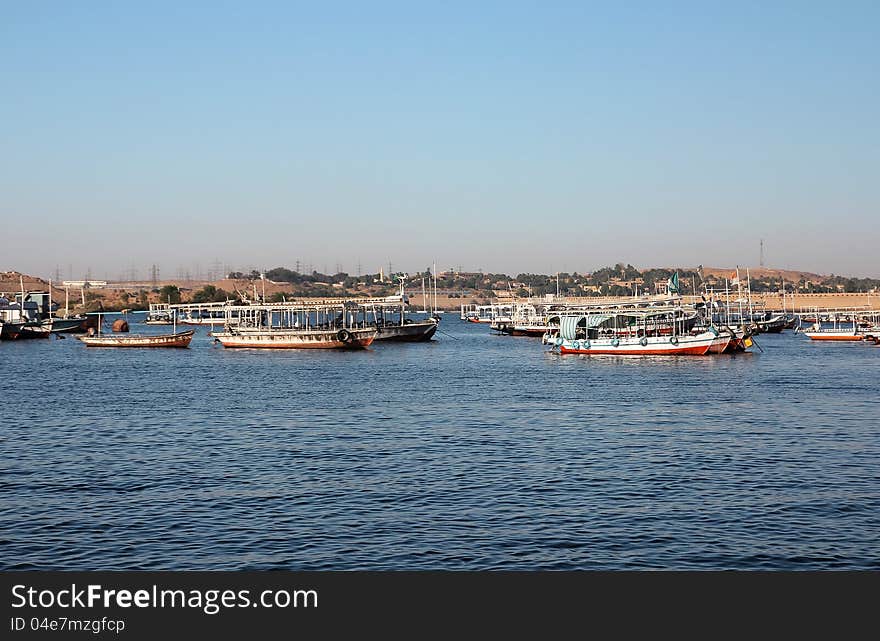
688 267 825 282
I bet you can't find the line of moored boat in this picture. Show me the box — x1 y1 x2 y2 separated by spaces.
462 299 880 355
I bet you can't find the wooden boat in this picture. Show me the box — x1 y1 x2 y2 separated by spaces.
373 319 438 342
461 303 513 323
78 329 195 347
505 323 550 337
48 316 89 333
554 330 724 355
359 288 440 342
212 327 375 349
0 320 50 339
752 313 787 334
712 326 752 353
801 320 862 341
799 309 868 341
546 310 728 356
0 295 50 339
802 330 863 341
144 303 175 325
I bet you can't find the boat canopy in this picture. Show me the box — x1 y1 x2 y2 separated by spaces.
559 315 613 339
585 314 611 328
558 316 579 340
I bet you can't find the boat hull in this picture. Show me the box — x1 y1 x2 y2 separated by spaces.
78 330 195 347
373 321 438 342
708 334 734 354
753 317 786 333
0 322 50 340
49 317 89 333
509 326 549 337
802 332 862 341
213 328 376 349
557 332 720 356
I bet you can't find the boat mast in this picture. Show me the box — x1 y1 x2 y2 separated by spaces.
422 276 427 313
746 267 754 319
781 277 786 314
736 267 744 328
399 275 405 326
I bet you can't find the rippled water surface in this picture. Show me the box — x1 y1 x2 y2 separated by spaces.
2 319 878 569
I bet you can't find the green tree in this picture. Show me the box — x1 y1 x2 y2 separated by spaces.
158 285 181 304
192 285 231 303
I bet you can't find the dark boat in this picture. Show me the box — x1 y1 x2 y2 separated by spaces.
48 316 89 333
361 284 440 342
373 317 439 342
752 313 787 334
0 294 50 340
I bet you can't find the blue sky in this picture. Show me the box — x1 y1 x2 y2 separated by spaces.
2 1 878 278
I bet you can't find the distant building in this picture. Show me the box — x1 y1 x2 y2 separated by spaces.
62 280 108 288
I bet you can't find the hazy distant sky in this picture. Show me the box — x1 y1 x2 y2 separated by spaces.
2 1 878 279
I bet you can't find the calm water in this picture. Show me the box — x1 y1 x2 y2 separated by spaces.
1 318 878 570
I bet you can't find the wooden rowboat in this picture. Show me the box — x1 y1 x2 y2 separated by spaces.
78 329 195 348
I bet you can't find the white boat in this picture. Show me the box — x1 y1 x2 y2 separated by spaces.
210 300 376 349
144 303 174 325
802 328 863 341
801 319 862 341
546 310 729 356
551 330 725 355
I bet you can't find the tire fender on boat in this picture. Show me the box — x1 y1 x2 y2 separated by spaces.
572 341 580 350
639 337 648 347
337 329 352 343
554 337 563 347
670 336 679 345
611 338 620 347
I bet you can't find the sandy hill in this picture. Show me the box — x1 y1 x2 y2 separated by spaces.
685 267 826 282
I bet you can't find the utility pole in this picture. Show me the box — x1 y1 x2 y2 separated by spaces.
760 239 765 267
